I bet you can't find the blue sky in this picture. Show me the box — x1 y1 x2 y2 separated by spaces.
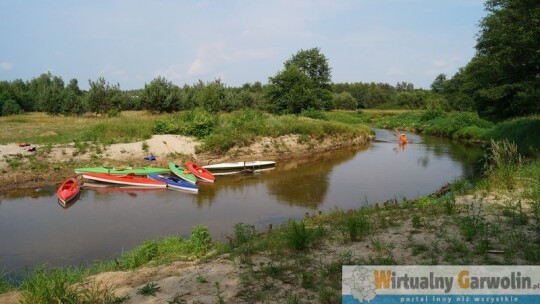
0 0 486 90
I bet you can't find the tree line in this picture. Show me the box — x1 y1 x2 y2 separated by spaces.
0 49 438 118
1 0 538 121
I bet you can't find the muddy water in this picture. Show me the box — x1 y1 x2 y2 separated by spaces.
0 129 482 275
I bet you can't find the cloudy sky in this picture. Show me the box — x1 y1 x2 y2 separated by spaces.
0 0 486 90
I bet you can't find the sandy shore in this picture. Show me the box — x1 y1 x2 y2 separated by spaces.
0 133 369 193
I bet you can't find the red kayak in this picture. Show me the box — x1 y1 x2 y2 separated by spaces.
57 178 81 206
185 161 215 183
82 173 167 188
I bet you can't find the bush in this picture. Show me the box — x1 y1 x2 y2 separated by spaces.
300 107 328 120
2 99 23 116
189 225 212 254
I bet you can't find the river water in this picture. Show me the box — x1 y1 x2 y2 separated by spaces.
0 129 483 275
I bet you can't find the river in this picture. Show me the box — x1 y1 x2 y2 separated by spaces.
0 129 483 276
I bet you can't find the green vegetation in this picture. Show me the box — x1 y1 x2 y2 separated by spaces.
137 282 161 296
153 109 369 154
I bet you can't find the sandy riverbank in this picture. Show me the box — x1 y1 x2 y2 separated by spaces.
0 133 369 193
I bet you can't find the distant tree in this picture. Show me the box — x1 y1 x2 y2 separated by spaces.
2 99 23 116
62 79 85 115
266 65 319 114
365 85 393 108
332 92 358 110
193 79 226 113
267 48 332 114
430 74 447 94
437 0 540 120
140 76 181 113
395 81 414 92
86 77 123 114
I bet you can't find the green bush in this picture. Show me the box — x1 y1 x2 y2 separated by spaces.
300 107 328 120
189 225 212 254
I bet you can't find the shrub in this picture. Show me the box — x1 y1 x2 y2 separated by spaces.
189 225 212 254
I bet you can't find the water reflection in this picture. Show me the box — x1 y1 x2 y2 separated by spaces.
266 149 359 208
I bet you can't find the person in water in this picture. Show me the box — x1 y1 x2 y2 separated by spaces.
399 133 408 144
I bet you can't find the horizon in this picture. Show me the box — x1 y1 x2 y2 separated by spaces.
0 1 486 90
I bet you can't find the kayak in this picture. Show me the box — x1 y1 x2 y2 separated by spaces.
74 166 169 175
203 161 276 175
83 182 166 193
147 173 199 193
169 162 198 184
185 161 215 183
82 173 167 188
57 178 80 206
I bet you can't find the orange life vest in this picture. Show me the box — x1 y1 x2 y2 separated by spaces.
400 135 408 143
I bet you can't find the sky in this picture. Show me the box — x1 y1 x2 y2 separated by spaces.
0 0 486 90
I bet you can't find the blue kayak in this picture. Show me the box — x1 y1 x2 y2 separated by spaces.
147 173 198 193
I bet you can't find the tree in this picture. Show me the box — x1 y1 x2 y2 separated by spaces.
285 48 331 88
62 79 85 115
140 76 180 113
193 79 226 113
86 77 123 114
442 0 540 120
2 99 23 116
266 65 319 114
332 92 358 110
430 74 447 94
267 48 332 114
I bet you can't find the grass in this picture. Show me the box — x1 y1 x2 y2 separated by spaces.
137 282 161 296
153 109 371 154
0 111 158 145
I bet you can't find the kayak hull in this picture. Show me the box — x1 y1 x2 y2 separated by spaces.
147 173 198 193
75 167 169 175
186 161 215 183
57 178 80 205
169 162 197 184
203 161 276 175
82 173 167 188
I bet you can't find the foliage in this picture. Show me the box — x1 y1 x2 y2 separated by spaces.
485 139 523 189
332 91 358 110
487 116 540 156
86 77 123 114
140 76 182 113
0 269 13 294
189 225 213 253
193 79 226 113
283 220 324 251
436 0 540 120
1 99 23 116
266 48 333 114
266 65 321 114
137 282 161 296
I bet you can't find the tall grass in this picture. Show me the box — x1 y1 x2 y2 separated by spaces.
0 111 160 145
0 269 13 294
154 109 370 154
485 139 523 190
487 116 540 157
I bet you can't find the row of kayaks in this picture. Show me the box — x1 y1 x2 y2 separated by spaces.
57 160 276 206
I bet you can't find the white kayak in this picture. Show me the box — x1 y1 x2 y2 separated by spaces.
203 161 276 175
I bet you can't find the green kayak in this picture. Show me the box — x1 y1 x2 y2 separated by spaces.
74 166 169 175
169 162 197 184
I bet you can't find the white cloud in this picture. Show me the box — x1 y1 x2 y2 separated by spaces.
1 62 14 70
187 59 206 76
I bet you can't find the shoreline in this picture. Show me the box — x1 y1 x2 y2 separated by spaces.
0 133 371 194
